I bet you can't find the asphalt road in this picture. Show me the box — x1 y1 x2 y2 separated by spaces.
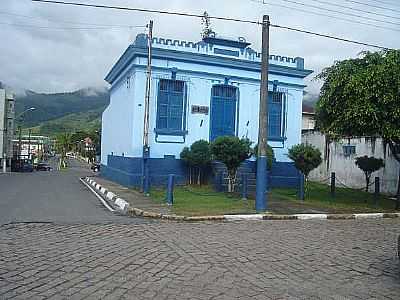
0 158 143 225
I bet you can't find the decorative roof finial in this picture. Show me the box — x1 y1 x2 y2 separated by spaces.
201 11 215 39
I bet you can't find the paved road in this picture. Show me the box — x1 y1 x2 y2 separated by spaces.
0 158 399 299
1 220 399 299
0 158 142 225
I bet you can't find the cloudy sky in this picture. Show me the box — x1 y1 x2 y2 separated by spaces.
1 0 399 95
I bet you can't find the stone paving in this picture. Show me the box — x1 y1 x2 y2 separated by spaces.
1 219 400 299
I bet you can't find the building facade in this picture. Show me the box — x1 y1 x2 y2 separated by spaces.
101 34 312 187
13 135 52 163
302 131 400 195
302 103 315 131
0 87 15 172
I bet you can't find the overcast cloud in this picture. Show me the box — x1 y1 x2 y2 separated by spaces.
0 0 399 95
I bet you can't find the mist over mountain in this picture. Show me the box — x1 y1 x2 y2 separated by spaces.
14 87 109 132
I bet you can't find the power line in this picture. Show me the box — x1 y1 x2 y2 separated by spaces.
270 24 390 50
249 0 400 32
0 10 146 28
31 0 394 49
253 0 400 27
306 0 400 21
0 22 145 30
343 0 400 14
31 0 261 25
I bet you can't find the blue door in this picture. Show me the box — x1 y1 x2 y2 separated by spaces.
210 85 237 141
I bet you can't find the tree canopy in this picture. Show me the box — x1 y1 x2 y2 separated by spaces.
315 49 400 160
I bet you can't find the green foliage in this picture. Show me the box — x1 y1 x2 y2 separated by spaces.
56 132 72 168
253 144 275 170
315 49 400 199
315 50 400 161
210 136 252 192
355 155 385 193
15 88 108 134
180 140 212 185
288 144 322 179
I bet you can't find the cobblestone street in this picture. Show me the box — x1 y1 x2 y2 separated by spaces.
1 219 399 299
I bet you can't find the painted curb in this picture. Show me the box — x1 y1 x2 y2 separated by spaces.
82 177 129 214
82 177 400 222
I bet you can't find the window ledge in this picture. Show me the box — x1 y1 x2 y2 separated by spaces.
268 136 287 142
154 128 188 136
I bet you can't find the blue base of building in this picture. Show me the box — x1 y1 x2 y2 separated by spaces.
101 155 301 189
101 155 186 188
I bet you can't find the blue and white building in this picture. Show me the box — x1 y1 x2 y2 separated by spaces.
101 33 312 187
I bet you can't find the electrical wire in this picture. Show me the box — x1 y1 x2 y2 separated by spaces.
305 0 400 21
343 0 400 14
0 10 146 28
31 0 394 49
249 0 400 33
31 0 261 25
270 24 390 49
0 21 145 30
252 0 400 27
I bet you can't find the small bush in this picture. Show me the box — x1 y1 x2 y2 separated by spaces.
355 155 385 193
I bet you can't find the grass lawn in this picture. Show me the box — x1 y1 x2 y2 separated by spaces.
272 181 399 213
150 185 256 216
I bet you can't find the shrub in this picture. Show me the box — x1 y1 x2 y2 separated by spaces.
180 140 212 185
288 144 322 180
211 136 252 192
355 155 385 193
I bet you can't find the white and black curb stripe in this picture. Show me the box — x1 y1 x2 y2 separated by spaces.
82 177 400 222
82 177 130 215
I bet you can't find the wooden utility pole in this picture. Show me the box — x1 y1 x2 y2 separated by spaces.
142 20 153 195
255 15 270 211
143 20 153 149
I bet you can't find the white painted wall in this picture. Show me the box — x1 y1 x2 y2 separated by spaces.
302 131 400 195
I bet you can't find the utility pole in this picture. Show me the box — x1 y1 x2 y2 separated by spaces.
255 15 270 212
142 20 153 195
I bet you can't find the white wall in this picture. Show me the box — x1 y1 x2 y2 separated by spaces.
302 131 400 195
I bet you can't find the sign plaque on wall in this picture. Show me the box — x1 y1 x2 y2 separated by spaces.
191 105 209 115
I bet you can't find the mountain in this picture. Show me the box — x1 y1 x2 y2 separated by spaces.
14 87 109 136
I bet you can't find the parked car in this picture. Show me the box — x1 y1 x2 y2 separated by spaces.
35 163 52 171
91 163 100 172
20 162 34 172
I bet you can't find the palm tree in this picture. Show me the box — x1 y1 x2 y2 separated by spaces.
56 133 72 169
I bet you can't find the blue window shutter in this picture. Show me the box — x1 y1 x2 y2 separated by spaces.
268 92 282 138
156 79 185 132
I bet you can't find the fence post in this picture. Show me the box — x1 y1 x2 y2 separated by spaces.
166 174 174 205
330 172 336 198
299 172 305 201
374 177 380 206
241 173 248 200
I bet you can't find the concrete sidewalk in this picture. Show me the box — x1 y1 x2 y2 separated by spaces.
90 176 172 215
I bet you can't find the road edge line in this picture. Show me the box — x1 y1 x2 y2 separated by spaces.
80 178 115 213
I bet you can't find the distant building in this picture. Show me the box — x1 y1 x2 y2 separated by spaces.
0 86 15 171
302 103 315 131
13 135 52 163
101 33 313 187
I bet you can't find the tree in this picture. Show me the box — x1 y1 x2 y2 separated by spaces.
211 136 252 192
180 140 212 185
315 50 400 207
201 11 214 39
355 156 385 193
253 144 275 170
56 132 72 169
288 144 322 184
